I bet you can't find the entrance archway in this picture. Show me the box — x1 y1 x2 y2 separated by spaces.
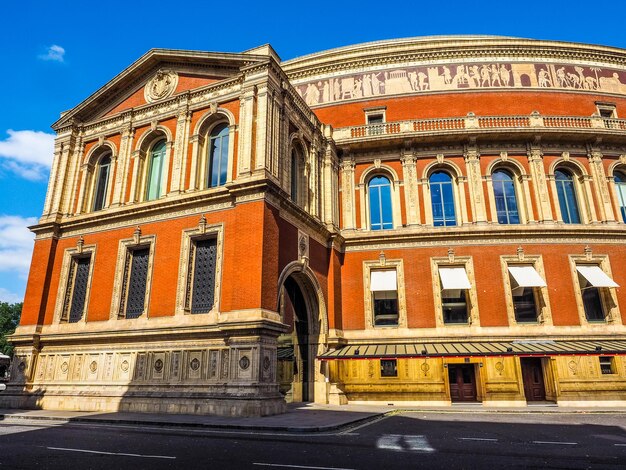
276 262 328 404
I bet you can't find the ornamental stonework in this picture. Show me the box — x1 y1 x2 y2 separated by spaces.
295 61 626 106
144 69 178 103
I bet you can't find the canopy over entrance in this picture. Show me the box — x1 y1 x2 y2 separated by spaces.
319 339 626 359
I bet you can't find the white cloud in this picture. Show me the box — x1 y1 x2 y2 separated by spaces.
0 130 55 181
0 215 37 277
0 287 23 304
39 44 65 62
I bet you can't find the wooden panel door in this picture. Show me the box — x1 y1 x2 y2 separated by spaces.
521 358 546 401
448 365 478 402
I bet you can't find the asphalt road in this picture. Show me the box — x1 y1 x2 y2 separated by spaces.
1 412 625 469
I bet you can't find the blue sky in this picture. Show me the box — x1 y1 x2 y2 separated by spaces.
2 0 626 303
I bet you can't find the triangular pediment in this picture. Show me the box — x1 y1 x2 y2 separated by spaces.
53 47 278 130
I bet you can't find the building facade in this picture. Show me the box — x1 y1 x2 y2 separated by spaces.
3 37 626 415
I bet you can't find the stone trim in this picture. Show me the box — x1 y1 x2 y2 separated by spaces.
362 256 407 330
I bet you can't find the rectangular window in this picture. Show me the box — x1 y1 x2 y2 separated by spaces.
508 265 546 323
61 255 91 323
370 270 399 326
120 247 150 319
576 265 619 322
599 356 615 375
365 107 386 136
439 267 471 324
380 359 397 377
186 238 217 314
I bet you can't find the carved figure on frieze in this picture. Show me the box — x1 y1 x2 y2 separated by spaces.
556 67 568 87
304 83 320 105
322 81 330 102
538 68 552 87
469 66 480 88
333 78 341 100
363 74 373 96
145 69 178 103
440 66 451 85
567 72 581 89
481 64 491 87
418 72 429 90
500 64 511 86
491 64 502 86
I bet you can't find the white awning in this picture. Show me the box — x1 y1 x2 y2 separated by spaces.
576 266 619 288
439 267 471 290
508 266 547 288
371 270 397 291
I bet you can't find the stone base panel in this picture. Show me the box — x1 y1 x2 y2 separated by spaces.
2 337 285 417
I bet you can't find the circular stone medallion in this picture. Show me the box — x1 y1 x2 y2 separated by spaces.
239 356 250 370
154 359 164 373
144 69 178 103
190 358 201 371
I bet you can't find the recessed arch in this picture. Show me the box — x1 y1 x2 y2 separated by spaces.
192 107 236 136
276 261 328 404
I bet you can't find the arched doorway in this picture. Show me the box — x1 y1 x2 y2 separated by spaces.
276 263 328 404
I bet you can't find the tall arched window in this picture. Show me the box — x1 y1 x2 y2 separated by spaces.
208 123 229 188
430 171 456 227
555 169 581 224
368 175 393 230
93 154 111 211
146 140 166 201
615 171 626 222
291 148 299 203
492 169 519 224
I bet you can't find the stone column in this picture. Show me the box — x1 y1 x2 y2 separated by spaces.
63 138 85 216
401 152 420 226
588 149 616 222
238 86 256 177
113 125 134 206
527 146 553 222
254 83 269 172
170 106 191 194
340 158 356 230
464 145 488 223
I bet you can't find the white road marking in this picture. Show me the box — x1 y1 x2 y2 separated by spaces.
46 447 176 459
459 437 498 442
532 441 577 445
253 464 355 470
615 444 626 447
376 434 435 453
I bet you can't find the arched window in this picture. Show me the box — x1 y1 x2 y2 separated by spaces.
291 148 299 203
492 170 519 224
430 171 456 227
93 154 111 211
146 140 166 201
207 123 229 188
615 171 626 222
555 169 581 224
368 175 393 230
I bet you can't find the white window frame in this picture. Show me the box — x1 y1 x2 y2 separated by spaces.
363 258 407 329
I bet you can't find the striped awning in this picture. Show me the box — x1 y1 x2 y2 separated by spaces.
318 340 626 359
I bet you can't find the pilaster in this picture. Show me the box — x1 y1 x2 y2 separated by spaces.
587 149 615 222
527 146 554 222
401 152 420 225
340 157 356 229
463 145 487 223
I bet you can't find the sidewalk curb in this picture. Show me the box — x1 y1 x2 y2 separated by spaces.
0 411 387 434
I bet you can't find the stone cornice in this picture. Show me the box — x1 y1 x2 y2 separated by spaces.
340 223 626 252
282 36 626 80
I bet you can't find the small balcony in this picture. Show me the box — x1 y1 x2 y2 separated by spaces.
332 112 626 147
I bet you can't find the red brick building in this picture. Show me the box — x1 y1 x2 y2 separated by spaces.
3 37 626 415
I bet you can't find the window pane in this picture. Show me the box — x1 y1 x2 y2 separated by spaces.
191 238 217 314
373 290 398 326
69 257 91 323
555 170 580 224
147 141 166 200
582 286 605 321
93 156 111 211
615 173 626 223
442 289 468 323
512 286 538 322
430 172 456 226
126 248 149 319
493 170 519 224
369 176 392 230
209 124 229 188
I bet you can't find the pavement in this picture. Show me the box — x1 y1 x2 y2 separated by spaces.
2 402 626 433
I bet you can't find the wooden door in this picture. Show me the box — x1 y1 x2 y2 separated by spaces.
521 358 546 401
448 365 477 402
